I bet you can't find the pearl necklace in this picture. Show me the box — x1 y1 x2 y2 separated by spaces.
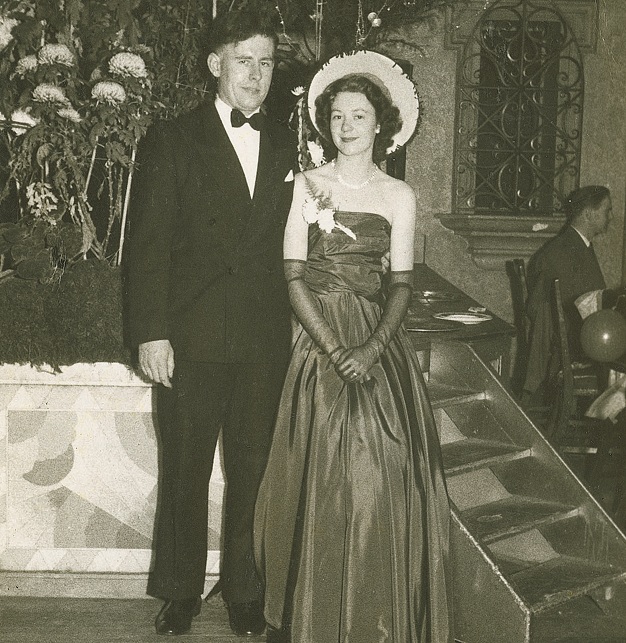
332 160 378 190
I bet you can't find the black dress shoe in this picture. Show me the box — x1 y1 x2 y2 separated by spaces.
228 600 266 636
155 597 202 635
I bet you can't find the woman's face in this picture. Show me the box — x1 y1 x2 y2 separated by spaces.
329 91 378 158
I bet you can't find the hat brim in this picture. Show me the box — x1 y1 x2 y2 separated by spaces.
307 50 420 156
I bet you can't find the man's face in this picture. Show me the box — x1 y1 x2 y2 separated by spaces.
207 35 275 115
589 196 613 237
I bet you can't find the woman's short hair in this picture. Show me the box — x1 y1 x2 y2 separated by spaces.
314 74 402 163
564 185 610 223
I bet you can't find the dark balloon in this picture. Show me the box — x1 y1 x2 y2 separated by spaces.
580 309 626 362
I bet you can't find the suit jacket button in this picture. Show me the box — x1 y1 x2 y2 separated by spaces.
208 218 217 226
228 266 237 275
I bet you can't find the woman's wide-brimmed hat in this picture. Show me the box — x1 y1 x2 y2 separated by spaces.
307 49 420 155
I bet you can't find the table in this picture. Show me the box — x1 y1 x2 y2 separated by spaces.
407 263 515 378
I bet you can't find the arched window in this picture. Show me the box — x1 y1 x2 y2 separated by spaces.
455 0 583 214
439 0 594 268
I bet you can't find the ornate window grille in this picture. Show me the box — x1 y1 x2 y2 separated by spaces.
453 0 584 216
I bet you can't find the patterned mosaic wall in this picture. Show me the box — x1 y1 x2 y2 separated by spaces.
0 364 224 576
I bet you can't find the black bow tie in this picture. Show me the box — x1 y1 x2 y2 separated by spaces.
230 109 265 131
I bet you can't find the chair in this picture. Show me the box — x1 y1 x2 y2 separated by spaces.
515 259 602 410
506 259 530 397
543 279 626 515
544 279 602 446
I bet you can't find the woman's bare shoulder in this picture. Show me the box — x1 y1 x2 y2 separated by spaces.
380 175 416 204
300 164 334 183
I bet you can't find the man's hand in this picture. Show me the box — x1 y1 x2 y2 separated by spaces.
138 339 175 388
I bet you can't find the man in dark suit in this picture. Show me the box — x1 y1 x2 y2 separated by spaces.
126 7 296 637
524 185 614 398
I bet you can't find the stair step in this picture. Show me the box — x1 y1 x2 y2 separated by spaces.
533 589 626 643
427 382 485 409
460 496 580 544
442 438 532 475
507 555 626 613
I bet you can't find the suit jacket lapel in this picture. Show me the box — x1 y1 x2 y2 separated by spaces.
244 122 293 238
190 102 293 246
252 128 273 203
196 101 252 204
187 102 256 245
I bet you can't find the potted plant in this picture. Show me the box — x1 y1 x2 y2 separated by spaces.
0 0 215 595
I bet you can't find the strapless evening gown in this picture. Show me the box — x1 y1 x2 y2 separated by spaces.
254 212 453 642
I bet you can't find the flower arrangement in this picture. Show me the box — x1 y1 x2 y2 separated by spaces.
303 176 356 239
0 1 216 366
0 16 157 283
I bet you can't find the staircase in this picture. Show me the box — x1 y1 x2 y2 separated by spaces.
426 341 626 643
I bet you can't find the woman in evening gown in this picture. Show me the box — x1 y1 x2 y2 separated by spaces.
254 51 453 643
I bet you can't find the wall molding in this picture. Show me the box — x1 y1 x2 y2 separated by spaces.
436 214 566 270
445 0 599 52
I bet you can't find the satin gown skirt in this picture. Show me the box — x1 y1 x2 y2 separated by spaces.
254 213 453 643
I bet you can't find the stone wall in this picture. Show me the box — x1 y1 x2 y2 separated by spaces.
379 0 625 327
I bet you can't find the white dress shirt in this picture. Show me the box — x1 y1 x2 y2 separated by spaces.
215 96 260 198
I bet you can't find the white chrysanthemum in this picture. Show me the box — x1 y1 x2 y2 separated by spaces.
291 85 305 96
307 141 325 167
38 43 74 67
109 52 147 78
33 83 69 104
57 106 82 123
0 16 18 52
11 108 39 134
15 54 38 76
92 80 127 104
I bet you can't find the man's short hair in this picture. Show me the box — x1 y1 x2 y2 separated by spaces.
565 185 610 223
207 5 279 54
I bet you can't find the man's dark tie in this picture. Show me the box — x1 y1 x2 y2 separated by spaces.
230 109 264 131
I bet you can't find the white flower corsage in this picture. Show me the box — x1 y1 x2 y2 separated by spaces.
302 177 356 240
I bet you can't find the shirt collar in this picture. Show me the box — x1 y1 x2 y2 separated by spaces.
571 225 591 247
214 95 261 123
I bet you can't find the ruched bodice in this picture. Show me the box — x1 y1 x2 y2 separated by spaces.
305 211 390 299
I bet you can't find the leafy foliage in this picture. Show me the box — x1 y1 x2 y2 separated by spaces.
0 258 129 368
0 0 216 284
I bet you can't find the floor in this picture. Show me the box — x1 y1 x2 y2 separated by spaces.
0 594 252 643
2 593 626 642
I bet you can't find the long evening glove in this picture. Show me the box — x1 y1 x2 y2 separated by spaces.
335 270 414 381
284 259 345 364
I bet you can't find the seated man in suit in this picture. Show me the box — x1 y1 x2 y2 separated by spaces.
523 185 617 401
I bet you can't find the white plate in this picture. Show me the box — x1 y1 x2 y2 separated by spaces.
433 312 493 325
